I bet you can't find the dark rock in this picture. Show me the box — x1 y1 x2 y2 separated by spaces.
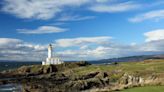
80 72 99 80
0 80 7 85
42 65 57 73
95 72 108 78
119 73 144 86
76 61 91 66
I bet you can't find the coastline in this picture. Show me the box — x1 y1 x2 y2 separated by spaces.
0 60 164 92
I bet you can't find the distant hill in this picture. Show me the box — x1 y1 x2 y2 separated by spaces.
91 54 164 64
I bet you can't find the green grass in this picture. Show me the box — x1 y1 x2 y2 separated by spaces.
117 86 164 92
72 59 164 75
64 59 164 83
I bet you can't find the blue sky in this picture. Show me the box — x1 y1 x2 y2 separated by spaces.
0 0 164 61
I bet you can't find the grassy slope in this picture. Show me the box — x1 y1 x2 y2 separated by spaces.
65 60 164 80
63 59 164 91
118 86 164 92
71 59 164 76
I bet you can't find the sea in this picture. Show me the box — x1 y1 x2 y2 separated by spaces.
0 61 109 71
0 61 40 92
0 61 41 72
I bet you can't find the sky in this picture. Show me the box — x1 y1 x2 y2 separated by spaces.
0 0 164 61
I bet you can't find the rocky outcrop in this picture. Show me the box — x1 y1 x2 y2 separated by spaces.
67 71 110 90
1 61 109 92
110 73 164 92
119 73 144 86
11 71 111 92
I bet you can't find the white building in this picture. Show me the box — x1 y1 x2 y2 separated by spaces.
42 44 64 65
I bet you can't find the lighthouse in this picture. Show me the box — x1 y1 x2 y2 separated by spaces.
48 44 53 58
42 44 63 65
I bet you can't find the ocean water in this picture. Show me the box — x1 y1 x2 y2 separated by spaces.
0 61 40 92
0 61 107 72
0 84 22 92
0 61 41 72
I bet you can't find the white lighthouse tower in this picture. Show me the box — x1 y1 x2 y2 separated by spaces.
42 44 64 65
48 44 53 58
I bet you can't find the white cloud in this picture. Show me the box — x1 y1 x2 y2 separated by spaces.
58 15 95 21
89 1 140 13
55 36 112 47
1 32 164 61
57 47 112 60
80 45 89 50
88 46 117 58
133 30 164 52
17 26 67 34
144 29 164 42
2 0 59 20
129 10 164 22
53 36 139 60
54 33 164 60
0 38 22 47
57 44 137 61
140 40 164 52
96 0 109 3
1 0 141 20
0 38 47 61
2 0 91 20
0 37 114 61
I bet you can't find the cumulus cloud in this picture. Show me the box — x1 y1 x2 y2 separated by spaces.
53 36 139 60
144 29 164 42
140 40 164 52
0 37 112 61
0 38 22 47
0 38 47 61
96 0 109 3
57 47 112 60
1 0 141 20
89 1 140 13
54 33 164 60
131 30 164 53
129 9 164 22
17 26 67 34
57 15 95 21
1 0 90 20
1 31 164 61
56 43 138 61
55 36 112 47
0 36 114 61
